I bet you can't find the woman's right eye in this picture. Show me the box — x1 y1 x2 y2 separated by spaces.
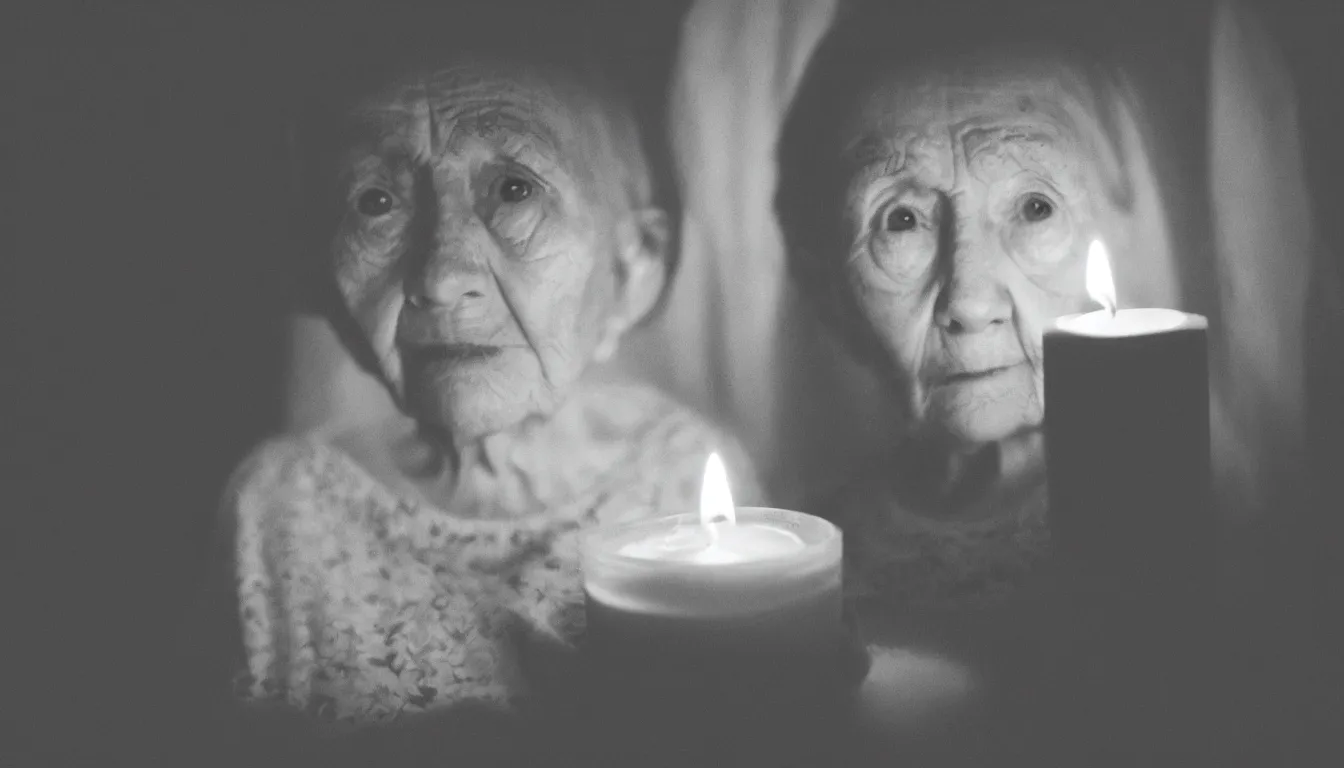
496 175 534 204
884 206 918 233
356 188 395 217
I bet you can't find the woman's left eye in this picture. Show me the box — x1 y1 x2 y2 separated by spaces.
884 205 919 233
356 188 396 217
497 176 534 204
1021 194 1054 223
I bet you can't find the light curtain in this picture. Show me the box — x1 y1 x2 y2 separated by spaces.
281 1 1340 542
625 0 1343 526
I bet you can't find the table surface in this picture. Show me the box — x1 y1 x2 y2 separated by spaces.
161 589 1344 768
844 595 1344 767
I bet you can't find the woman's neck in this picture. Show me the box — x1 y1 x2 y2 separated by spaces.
387 420 532 513
376 422 448 500
894 428 1046 520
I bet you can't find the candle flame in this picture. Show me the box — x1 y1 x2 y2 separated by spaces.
1086 239 1117 318
699 452 736 527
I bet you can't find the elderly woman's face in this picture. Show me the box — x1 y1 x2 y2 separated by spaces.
837 57 1101 447
329 60 660 441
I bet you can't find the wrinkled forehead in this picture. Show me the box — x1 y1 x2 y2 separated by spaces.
339 58 589 150
326 54 647 202
842 52 1099 162
348 56 598 130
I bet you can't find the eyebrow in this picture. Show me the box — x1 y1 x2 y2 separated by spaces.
842 134 902 174
335 141 416 181
843 130 954 193
342 101 565 156
435 105 563 157
957 124 1062 157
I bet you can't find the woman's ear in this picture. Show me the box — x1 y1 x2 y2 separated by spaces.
593 206 670 364
613 205 672 328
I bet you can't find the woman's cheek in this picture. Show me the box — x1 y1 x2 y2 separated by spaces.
1004 216 1076 287
848 242 927 331
337 215 407 269
492 204 549 258
518 260 602 382
866 231 936 289
333 220 409 308
501 222 604 351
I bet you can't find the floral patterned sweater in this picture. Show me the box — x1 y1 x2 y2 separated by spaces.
216 381 757 732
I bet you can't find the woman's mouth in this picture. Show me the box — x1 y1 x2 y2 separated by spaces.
939 364 1018 385
403 343 504 366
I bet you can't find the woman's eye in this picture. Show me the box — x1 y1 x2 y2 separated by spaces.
1021 194 1054 223
498 176 534 204
884 206 918 233
356 188 394 217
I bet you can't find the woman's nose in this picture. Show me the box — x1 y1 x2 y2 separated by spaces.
934 248 1012 334
404 213 494 308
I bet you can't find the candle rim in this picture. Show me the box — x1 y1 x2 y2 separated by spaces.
582 507 840 572
1051 307 1206 337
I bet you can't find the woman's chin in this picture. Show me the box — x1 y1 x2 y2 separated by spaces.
924 377 1040 448
405 379 553 443
931 407 1037 449
405 396 539 446
437 406 538 444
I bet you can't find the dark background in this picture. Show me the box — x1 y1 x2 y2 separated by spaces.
6 1 1342 763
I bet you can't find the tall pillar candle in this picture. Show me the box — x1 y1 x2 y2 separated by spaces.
1043 241 1214 607
1042 240 1216 763
1044 308 1212 603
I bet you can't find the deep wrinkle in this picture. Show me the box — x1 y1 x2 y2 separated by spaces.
393 79 584 397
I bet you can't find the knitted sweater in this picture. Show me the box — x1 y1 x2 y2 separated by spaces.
823 444 1052 619
220 381 756 731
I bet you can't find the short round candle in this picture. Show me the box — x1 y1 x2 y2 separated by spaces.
614 517 806 565
581 455 842 660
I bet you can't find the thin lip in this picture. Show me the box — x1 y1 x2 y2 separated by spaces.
933 362 1023 385
401 342 507 362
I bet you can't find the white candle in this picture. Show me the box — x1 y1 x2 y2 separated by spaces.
1044 238 1216 756
613 454 805 565
1045 238 1211 596
1055 307 1195 337
1055 240 1205 337
615 522 804 565
581 453 842 658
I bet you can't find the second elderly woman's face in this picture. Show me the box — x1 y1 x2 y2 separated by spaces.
328 58 663 442
837 55 1101 448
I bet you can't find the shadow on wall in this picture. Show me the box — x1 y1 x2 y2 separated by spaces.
10 3 311 758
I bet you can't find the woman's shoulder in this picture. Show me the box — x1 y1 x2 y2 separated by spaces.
226 435 352 501
221 434 396 537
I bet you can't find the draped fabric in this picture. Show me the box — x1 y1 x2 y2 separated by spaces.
280 0 1341 618
611 0 846 504
619 1 1343 536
